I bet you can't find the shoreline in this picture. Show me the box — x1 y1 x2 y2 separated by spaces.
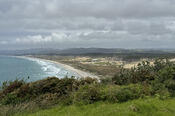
16 56 99 79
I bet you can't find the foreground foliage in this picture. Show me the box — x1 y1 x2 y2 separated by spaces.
15 98 175 116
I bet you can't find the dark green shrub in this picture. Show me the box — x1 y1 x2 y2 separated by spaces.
30 77 60 95
157 66 175 83
72 84 101 105
112 59 175 85
151 81 165 93
57 94 73 105
112 61 156 85
16 83 33 101
101 84 148 103
164 80 175 96
2 79 25 95
1 93 20 105
153 59 172 72
34 93 60 109
100 77 113 84
115 88 134 102
112 68 130 85
129 61 155 83
100 85 121 102
113 84 151 102
54 77 79 97
79 77 98 85
123 84 152 98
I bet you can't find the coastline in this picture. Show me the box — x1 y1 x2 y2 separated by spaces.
16 56 99 79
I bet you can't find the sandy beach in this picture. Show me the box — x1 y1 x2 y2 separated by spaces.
17 56 99 79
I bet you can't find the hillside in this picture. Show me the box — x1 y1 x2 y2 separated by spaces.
15 98 175 116
1 48 175 56
0 59 175 116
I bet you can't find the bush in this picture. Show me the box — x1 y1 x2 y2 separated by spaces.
101 85 137 103
123 84 152 98
157 66 175 83
100 84 149 103
100 85 120 102
153 58 172 72
112 68 130 85
30 77 60 95
112 59 175 88
115 88 134 102
79 77 98 85
112 61 156 85
0 77 99 105
129 62 155 83
100 77 113 84
72 84 101 105
34 93 60 108
2 79 25 95
164 80 175 96
1 93 20 105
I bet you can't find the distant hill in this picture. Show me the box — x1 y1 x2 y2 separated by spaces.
0 48 60 55
1 48 175 56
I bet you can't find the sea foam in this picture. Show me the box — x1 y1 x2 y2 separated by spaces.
23 57 78 78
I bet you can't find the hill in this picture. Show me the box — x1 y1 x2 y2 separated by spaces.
15 98 175 116
1 48 175 56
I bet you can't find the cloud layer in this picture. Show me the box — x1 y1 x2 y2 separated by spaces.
0 0 175 49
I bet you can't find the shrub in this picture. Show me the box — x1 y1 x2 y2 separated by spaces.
1 93 20 105
30 77 60 95
100 85 121 102
101 85 136 103
101 84 148 103
112 68 130 85
115 88 134 102
157 66 175 83
112 61 156 85
34 93 60 109
153 58 172 72
111 85 146 102
16 83 33 101
164 80 175 96
123 84 152 98
2 79 25 95
112 59 175 86
155 90 170 100
129 62 155 83
100 77 113 84
0 77 99 105
55 77 79 96
79 77 98 85
72 84 101 105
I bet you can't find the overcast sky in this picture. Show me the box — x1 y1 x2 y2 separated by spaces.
0 0 175 50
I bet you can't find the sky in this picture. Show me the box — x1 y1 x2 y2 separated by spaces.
0 0 175 50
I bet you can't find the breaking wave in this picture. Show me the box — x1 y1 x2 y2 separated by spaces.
24 57 78 78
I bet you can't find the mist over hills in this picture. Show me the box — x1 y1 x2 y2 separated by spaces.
0 48 175 56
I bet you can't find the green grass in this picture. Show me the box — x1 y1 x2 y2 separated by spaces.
15 98 175 116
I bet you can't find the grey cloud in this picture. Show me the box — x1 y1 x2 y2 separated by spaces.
0 0 175 49
1 0 175 19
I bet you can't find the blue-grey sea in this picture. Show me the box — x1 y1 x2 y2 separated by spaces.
0 56 79 85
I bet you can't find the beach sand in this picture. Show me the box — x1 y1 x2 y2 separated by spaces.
17 56 99 79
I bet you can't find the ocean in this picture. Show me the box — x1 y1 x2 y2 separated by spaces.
0 56 79 85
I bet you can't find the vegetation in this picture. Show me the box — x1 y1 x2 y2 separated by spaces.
62 60 120 76
0 59 175 115
15 98 175 116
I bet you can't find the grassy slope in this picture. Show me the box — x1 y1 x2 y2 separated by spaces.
15 98 175 116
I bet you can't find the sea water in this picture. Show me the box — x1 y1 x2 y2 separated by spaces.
0 56 79 85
